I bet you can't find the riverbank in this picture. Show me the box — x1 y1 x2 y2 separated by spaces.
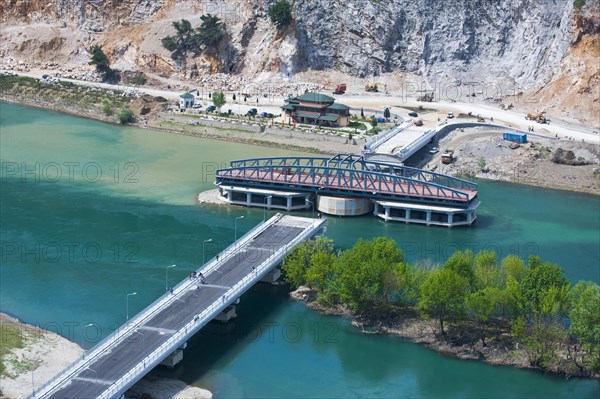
0 314 211 399
290 287 599 380
1 79 598 195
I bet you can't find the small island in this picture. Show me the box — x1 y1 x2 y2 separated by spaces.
283 236 600 378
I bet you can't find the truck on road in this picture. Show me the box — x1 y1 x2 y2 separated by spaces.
441 149 454 164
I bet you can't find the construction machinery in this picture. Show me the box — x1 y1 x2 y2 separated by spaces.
441 149 454 164
417 92 434 102
525 112 549 124
365 82 387 93
333 83 347 95
476 114 485 123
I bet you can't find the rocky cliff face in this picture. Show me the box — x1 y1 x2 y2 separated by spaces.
1 0 598 122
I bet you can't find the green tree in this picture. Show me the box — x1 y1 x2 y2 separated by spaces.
468 287 501 346
443 249 475 287
127 73 147 86
305 251 335 294
118 108 134 124
101 99 113 116
360 108 364 118
398 264 430 306
521 258 569 315
478 157 487 170
522 317 566 369
569 281 600 372
419 268 469 335
501 255 527 284
282 237 334 288
89 45 114 81
212 91 226 110
473 250 499 290
499 275 524 319
334 237 404 315
232 93 237 102
383 107 391 119
197 14 224 50
268 0 293 28
161 19 200 60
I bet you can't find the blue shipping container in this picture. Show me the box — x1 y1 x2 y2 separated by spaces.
378 117 386 123
503 132 527 143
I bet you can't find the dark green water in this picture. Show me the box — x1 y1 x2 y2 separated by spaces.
1 102 599 398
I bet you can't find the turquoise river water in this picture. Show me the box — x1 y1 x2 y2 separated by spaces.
1 102 599 398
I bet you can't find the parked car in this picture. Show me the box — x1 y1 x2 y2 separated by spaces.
192 103 203 109
206 105 216 112
408 111 418 117
260 112 274 118
447 111 455 119
428 147 439 154
247 108 258 116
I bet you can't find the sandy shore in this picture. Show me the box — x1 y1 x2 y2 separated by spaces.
0 313 211 399
0 314 84 399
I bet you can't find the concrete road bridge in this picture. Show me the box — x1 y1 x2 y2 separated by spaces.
32 214 325 399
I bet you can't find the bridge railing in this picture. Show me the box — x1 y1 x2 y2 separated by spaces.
34 216 280 399
98 217 326 399
393 129 437 162
217 165 473 202
224 156 477 191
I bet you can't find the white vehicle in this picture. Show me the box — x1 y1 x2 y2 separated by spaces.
447 112 454 119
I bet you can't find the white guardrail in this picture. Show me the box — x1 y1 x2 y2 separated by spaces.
34 214 325 399
99 216 326 399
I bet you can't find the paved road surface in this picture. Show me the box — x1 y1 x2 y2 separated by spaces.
45 223 304 399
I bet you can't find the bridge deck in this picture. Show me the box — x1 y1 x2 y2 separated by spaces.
36 215 324 399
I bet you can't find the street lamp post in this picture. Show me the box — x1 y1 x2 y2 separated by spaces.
126 292 137 322
234 215 245 242
203 239 212 264
165 264 176 292
81 323 93 358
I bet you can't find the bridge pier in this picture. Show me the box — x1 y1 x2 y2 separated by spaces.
374 200 480 227
260 267 281 285
215 305 237 322
160 349 184 368
218 185 311 212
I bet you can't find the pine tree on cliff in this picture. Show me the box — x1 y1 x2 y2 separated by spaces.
89 45 114 82
268 0 293 28
161 19 201 61
196 14 224 54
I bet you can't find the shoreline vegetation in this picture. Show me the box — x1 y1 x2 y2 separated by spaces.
283 236 600 379
0 313 212 399
1 75 598 196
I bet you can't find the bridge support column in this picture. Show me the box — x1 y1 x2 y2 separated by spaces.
260 268 281 285
405 209 411 223
467 210 473 224
384 206 390 220
426 211 432 225
286 197 292 211
215 305 237 322
246 192 252 206
160 349 184 368
447 212 454 226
